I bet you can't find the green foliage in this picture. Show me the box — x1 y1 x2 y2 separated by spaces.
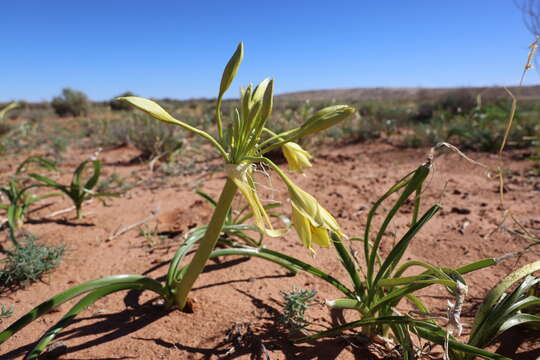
29 158 120 219
109 91 136 111
0 156 60 243
280 288 317 331
0 234 64 288
238 163 506 360
51 88 90 117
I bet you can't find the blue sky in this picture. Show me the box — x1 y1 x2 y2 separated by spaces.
1 1 538 101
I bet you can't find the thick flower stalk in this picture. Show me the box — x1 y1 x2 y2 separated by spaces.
119 42 355 310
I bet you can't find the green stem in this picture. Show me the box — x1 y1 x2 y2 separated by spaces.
172 177 238 310
216 97 223 141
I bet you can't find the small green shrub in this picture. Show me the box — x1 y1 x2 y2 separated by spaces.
0 304 13 319
280 288 317 331
51 88 89 117
0 234 65 288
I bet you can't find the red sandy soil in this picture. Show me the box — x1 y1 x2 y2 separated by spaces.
0 141 539 359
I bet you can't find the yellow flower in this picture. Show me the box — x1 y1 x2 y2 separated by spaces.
282 142 312 174
286 182 343 251
291 204 331 251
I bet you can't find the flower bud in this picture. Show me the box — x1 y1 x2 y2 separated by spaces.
298 105 355 137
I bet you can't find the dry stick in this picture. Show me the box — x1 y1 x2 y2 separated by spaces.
46 199 95 218
494 37 540 242
107 207 160 241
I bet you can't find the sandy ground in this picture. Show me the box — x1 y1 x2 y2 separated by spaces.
0 141 539 359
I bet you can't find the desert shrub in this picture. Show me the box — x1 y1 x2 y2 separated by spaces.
109 91 136 111
413 102 436 122
0 234 64 288
51 88 90 117
437 89 477 114
128 113 183 160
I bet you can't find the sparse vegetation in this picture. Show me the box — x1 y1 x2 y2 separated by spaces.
0 42 538 360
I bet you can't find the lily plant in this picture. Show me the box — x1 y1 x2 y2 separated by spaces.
0 43 355 358
117 42 354 310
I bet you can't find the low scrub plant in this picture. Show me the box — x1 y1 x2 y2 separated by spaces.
126 113 184 160
0 233 64 289
29 158 120 219
0 43 355 358
51 88 89 117
280 288 318 331
0 305 14 320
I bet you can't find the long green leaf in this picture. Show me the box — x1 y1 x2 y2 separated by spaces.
83 160 101 190
331 232 365 301
471 260 540 336
0 275 169 345
372 205 440 291
368 164 430 286
28 174 66 192
496 313 540 336
25 283 148 359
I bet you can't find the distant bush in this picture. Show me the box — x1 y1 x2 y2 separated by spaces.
437 89 476 114
51 88 89 117
109 91 135 111
413 102 436 122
